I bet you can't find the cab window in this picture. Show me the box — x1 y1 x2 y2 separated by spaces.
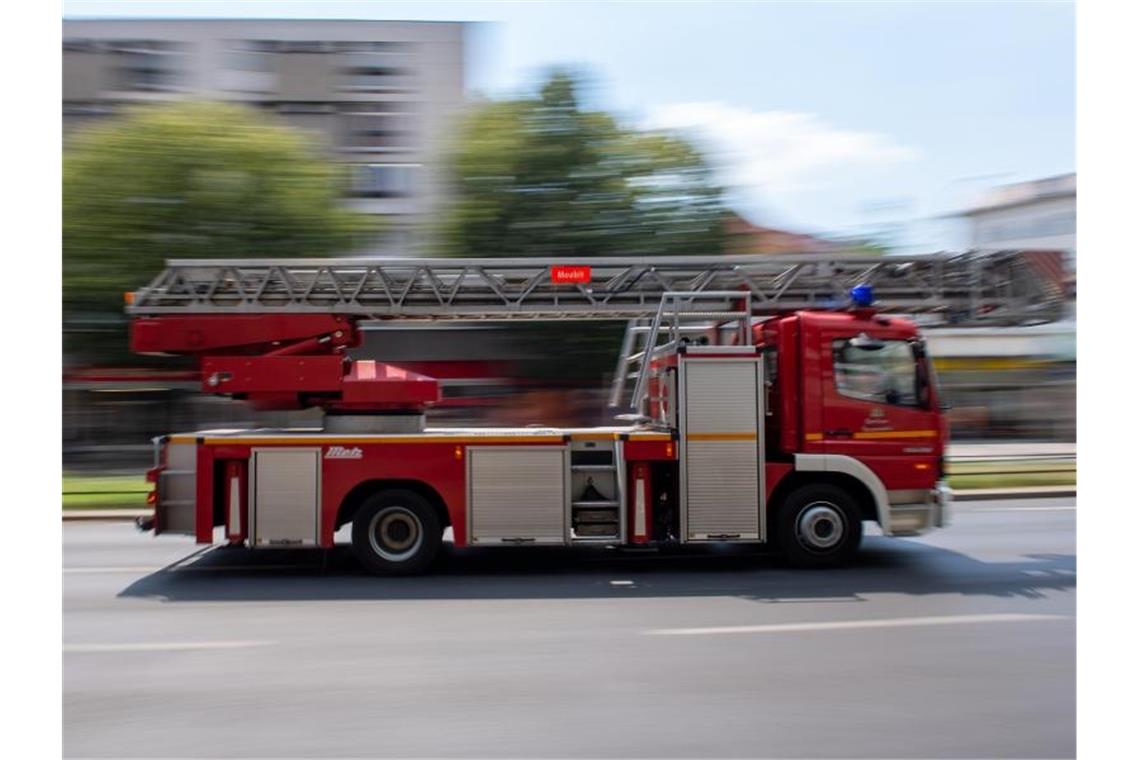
832 338 921 407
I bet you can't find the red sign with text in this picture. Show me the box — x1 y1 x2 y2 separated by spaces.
550 265 592 285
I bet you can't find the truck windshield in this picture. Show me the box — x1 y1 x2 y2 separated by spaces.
832 338 921 407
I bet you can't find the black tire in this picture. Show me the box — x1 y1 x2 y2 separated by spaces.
776 483 863 568
351 489 442 575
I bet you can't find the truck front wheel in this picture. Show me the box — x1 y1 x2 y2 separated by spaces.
776 483 863 568
351 490 442 575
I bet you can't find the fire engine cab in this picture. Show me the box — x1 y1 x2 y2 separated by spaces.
128 252 1065 573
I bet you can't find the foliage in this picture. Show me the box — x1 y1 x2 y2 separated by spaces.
441 73 725 258
63 101 371 331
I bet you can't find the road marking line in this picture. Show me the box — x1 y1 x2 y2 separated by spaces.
762 597 857 604
64 566 162 574
64 640 274 653
165 564 321 572
63 564 321 574
645 613 1069 637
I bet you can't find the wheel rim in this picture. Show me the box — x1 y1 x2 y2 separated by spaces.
368 506 424 562
795 501 846 553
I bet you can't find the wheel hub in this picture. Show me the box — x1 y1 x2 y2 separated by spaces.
796 502 845 552
369 507 423 560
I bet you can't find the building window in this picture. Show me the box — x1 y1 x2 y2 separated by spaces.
350 164 420 198
334 41 408 54
340 44 415 92
343 105 416 151
344 65 414 91
107 40 183 92
276 102 335 114
279 40 330 54
63 38 100 53
226 40 275 72
225 39 345 71
63 103 115 133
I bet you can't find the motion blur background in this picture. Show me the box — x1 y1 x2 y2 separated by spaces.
61 3 1075 472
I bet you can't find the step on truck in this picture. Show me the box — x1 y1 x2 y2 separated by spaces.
128 251 1067 573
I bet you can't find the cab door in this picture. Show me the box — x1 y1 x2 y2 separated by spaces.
819 328 941 489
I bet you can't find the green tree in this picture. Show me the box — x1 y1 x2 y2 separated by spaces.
442 73 725 258
64 101 371 358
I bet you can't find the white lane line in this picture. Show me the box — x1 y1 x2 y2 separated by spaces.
63 564 318 574
64 566 163 574
65 640 274 654
646 613 1069 637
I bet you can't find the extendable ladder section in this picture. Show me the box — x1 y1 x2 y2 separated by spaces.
128 251 1067 326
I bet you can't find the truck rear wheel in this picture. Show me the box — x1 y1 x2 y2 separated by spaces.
776 483 863 568
351 490 441 575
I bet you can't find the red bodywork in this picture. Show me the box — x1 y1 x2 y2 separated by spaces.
142 307 946 547
796 311 945 488
131 314 441 412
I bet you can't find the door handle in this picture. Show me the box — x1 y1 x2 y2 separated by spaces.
825 428 853 438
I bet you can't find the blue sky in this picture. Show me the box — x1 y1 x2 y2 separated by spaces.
64 1 1075 249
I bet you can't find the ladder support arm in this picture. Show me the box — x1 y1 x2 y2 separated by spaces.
129 313 440 413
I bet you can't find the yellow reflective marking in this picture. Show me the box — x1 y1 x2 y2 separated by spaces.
852 429 938 440
687 432 758 442
627 433 673 442
200 435 566 446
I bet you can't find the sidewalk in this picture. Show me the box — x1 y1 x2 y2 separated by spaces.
948 441 1075 458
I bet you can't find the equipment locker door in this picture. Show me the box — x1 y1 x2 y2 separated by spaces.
250 448 321 546
467 446 569 545
679 352 765 542
155 439 197 536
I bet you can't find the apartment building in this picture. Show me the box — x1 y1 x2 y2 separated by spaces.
957 173 1076 272
62 18 468 252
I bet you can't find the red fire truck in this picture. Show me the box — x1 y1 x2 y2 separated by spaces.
128 253 1065 573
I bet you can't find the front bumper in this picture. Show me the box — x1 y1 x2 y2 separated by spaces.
888 481 950 536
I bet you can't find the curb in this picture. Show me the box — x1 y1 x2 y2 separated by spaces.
950 487 1076 501
63 509 150 522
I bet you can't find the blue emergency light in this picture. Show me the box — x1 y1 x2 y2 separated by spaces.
849 284 875 307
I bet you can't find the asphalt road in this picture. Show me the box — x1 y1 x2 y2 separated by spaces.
64 497 1076 759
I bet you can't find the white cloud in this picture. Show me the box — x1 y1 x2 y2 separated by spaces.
643 102 919 198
